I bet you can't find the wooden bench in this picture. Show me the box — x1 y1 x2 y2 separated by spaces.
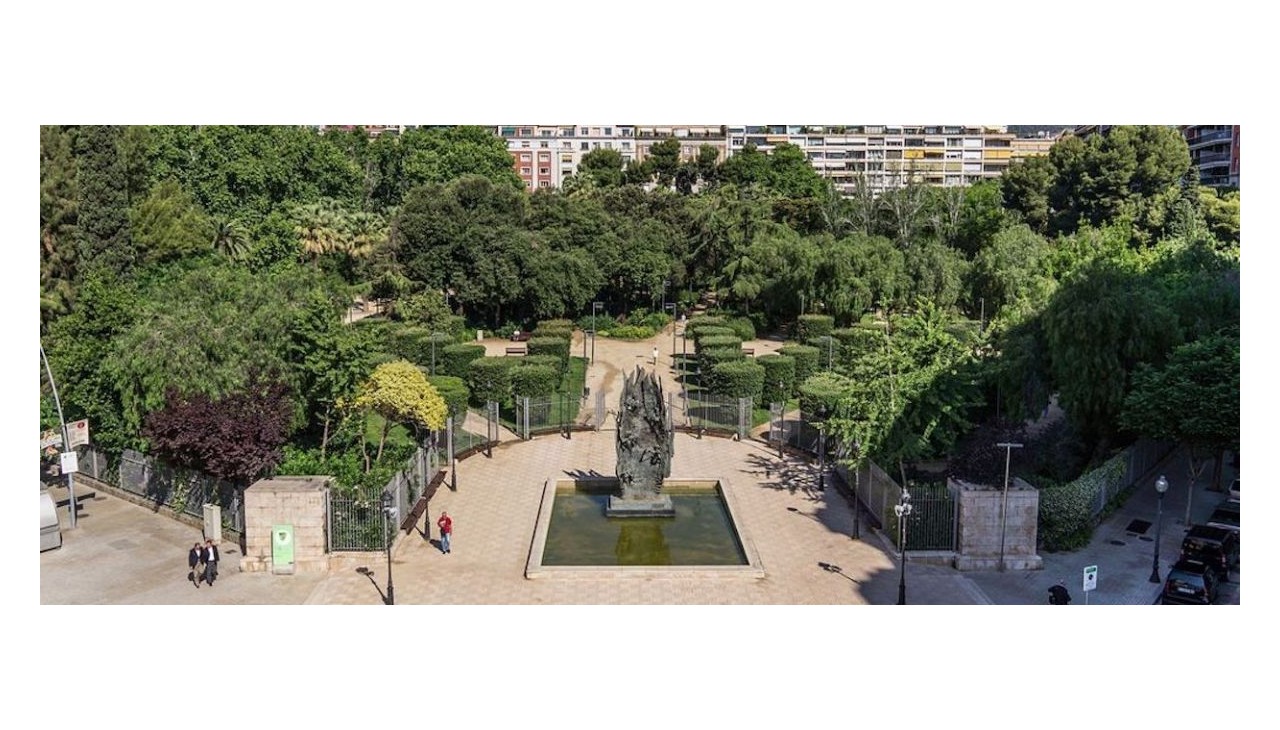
400 471 448 532
742 348 755 356
505 346 526 356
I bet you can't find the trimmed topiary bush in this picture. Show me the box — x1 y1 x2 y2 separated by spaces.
696 334 742 353
527 336 570 363
426 375 470 418
796 313 835 342
607 324 657 340
685 315 727 339
757 354 796 406
778 344 820 391
521 354 563 377
807 335 839 370
831 327 881 359
691 326 736 345
510 364 559 398
798 372 853 421
440 343 485 379
725 316 756 342
707 359 766 401
467 357 517 405
700 345 745 368
534 321 575 340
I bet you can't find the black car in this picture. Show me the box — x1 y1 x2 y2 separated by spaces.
1161 559 1220 604
1206 501 1240 535
1179 524 1239 578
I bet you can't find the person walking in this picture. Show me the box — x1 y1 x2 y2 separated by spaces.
652 345 659 366
188 543 203 588
203 539 220 585
436 511 453 554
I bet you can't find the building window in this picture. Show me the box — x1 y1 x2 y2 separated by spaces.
538 180 550 188
519 127 532 136
581 142 589 150
622 141 631 150
604 141 612 149
539 152 551 161
604 127 612 135
521 141 530 148
520 153 531 161
539 167 549 175
521 167 531 175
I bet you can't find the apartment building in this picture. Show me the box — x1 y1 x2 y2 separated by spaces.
1181 125 1240 188
631 125 728 165
727 125 1016 196
1010 135 1058 162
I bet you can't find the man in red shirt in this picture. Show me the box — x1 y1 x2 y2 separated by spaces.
436 511 453 554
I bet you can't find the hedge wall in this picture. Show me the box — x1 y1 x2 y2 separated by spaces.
778 344 820 391
440 343 486 379
685 315 727 339
725 316 757 342
467 356 517 405
831 327 882 359
521 354 563 377
699 345 745 368
696 334 742 353
796 314 835 342
426 375 470 418
527 336 570 363
707 359 766 401
757 354 796 406
510 364 559 398
798 372 853 421
691 326 736 344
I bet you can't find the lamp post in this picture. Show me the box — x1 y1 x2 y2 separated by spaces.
1149 474 1170 583
851 441 862 540
996 441 1024 572
665 302 676 360
895 490 912 605
591 301 602 364
380 490 397 605
816 406 827 491
40 344 76 528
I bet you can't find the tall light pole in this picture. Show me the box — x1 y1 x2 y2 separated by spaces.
591 301 602 364
40 344 76 528
1149 474 1170 583
380 490 397 605
851 440 862 540
996 442 1024 572
895 490 912 605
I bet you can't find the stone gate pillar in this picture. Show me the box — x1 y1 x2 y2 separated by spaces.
240 475 332 574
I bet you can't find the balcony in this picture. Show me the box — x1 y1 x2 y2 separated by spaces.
1196 151 1232 165
1188 129 1233 147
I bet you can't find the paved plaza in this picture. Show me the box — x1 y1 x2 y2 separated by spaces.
38 325 1239 605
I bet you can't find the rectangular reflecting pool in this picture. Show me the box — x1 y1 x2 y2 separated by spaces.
526 478 764 577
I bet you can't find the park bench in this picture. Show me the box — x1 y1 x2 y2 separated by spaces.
400 471 447 532
505 346 526 356
509 331 531 342
742 348 754 356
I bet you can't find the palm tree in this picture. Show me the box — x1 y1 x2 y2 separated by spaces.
211 217 251 259
292 201 344 265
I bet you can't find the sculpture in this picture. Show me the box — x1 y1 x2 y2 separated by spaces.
611 366 674 515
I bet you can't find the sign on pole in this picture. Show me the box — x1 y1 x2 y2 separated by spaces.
41 429 63 450
60 451 79 475
1083 565 1098 592
68 419 90 447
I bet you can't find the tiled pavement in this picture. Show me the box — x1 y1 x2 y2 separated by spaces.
39 325 1239 606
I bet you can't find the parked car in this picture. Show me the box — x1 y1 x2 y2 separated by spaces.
1161 559 1220 604
1206 499 1240 534
1228 478 1240 501
1179 524 1239 578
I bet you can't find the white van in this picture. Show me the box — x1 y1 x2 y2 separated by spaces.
40 490 62 551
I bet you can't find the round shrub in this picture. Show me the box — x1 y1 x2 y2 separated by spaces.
725 316 756 342
757 354 796 405
707 359 766 401
798 372 853 421
467 356 517 405
440 343 485 379
527 336 570 363
778 344 820 389
426 375 470 418
796 313 835 342
510 364 559 398
696 334 742 353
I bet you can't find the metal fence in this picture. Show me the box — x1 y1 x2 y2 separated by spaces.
513 392 585 439
832 449 958 552
329 443 434 551
668 392 750 438
78 444 245 538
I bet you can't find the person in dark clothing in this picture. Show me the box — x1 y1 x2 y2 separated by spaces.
189 543 204 587
1048 583 1072 605
203 539 220 586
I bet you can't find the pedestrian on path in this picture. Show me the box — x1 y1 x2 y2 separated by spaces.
203 539 220 585
437 511 453 554
188 542 203 588
652 346 659 366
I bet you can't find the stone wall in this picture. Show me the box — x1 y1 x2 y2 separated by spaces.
240 476 331 574
953 477 1043 571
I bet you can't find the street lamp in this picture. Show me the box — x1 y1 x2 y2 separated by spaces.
851 440 862 540
996 441 1024 572
1149 474 1170 583
591 301 602 364
40 344 77 528
895 490 913 605
380 490 397 605
816 406 827 491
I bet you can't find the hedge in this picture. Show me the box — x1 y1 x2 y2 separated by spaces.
696 334 742 353
537 319 575 329
832 327 882 358
440 343 485 379
527 336 570 363
725 316 757 342
798 372 853 421
426 375 470 418
699 345 745 368
757 354 796 406
608 324 657 340
467 356 517 405
807 335 839 369
534 323 575 340
796 314 835 342
521 354 563 377
510 364 559 398
1039 452 1127 552
778 344 820 390
685 315 727 339
691 326 736 344
707 359 766 401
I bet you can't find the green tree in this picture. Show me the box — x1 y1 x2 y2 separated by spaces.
352 360 448 465
287 292 374 457
1000 154 1054 234
40 126 81 323
130 179 212 265
576 148 625 188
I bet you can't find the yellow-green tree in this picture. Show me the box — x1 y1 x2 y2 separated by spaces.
352 360 448 467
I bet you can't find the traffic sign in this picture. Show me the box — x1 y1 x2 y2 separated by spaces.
1083 565 1098 592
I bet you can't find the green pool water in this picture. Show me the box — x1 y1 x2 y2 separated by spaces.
542 484 748 566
